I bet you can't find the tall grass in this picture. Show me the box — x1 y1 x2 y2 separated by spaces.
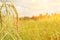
0 15 60 40
1 1 60 40
19 15 60 40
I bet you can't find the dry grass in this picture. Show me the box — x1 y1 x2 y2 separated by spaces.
0 14 60 40
19 15 60 40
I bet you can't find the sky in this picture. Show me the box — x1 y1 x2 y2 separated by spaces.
1 0 60 17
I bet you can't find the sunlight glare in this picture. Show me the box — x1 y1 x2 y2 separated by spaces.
32 0 37 3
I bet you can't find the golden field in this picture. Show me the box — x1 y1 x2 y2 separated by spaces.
0 14 60 40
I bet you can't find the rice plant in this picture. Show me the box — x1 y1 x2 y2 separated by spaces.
0 0 60 40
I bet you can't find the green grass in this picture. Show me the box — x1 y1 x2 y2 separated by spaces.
0 16 60 40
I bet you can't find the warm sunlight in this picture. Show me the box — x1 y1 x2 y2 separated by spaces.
1 0 60 17
1 0 60 40
32 0 36 2
13 0 60 17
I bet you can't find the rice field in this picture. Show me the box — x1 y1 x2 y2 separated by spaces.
0 15 60 40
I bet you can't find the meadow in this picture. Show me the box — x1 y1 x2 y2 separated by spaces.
0 14 60 40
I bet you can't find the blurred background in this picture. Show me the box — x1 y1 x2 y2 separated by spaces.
1 0 60 17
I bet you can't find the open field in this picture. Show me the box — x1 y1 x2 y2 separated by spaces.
0 15 60 40
1 0 60 40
